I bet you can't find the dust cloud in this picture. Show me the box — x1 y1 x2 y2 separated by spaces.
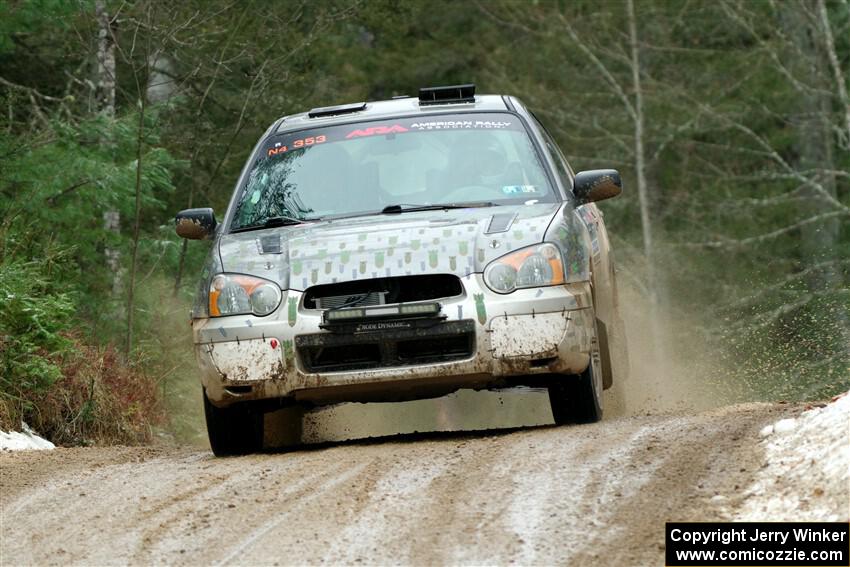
273 283 739 447
605 282 742 418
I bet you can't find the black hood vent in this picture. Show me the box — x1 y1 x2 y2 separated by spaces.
485 212 517 234
257 234 282 254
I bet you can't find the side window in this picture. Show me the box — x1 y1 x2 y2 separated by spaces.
531 115 574 191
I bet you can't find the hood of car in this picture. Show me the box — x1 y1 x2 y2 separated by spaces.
217 203 561 291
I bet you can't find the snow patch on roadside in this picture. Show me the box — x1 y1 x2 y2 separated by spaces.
735 392 850 521
0 423 55 452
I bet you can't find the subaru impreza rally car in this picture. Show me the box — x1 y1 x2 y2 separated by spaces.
176 84 627 455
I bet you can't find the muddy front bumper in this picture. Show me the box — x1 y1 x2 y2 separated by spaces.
194 276 596 407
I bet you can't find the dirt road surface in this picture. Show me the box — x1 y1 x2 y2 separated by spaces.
1 399 819 566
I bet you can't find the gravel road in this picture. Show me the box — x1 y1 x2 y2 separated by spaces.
1 400 814 566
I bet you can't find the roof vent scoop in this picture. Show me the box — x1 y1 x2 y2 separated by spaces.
307 101 367 118
418 84 475 105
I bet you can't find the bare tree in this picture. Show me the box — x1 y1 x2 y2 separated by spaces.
691 0 850 354
95 0 123 305
779 0 850 350
478 0 675 364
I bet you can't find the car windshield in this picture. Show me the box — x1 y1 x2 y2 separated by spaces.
230 112 556 230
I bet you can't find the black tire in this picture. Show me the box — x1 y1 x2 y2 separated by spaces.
203 389 264 456
548 355 603 425
597 318 614 390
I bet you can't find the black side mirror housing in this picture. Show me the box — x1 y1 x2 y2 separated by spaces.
175 208 217 240
573 169 622 204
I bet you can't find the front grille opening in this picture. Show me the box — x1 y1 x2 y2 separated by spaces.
296 320 476 372
308 344 381 371
303 274 462 309
397 336 472 361
224 385 253 395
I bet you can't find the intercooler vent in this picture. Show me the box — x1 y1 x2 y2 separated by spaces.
315 291 387 310
303 274 463 309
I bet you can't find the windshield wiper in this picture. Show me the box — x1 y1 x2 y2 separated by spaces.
231 215 320 233
380 202 498 215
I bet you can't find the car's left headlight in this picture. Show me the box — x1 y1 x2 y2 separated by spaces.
209 274 282 317
483 243 565 294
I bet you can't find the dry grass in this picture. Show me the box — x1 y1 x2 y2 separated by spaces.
2 334 165 446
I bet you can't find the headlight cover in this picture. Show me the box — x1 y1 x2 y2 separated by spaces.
483 243 565 294
209 274 283 317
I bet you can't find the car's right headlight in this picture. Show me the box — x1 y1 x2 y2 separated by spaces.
209 274 282 317
483 243 565 294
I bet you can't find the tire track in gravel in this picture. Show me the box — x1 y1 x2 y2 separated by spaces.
0 402 808 566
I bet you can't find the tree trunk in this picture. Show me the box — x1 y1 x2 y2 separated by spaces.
95 1 115 116
146 54 175 105
816 0 850 148
172 184 194 297
626 0 666 364
782 1 850 353
95 1 122 309
126 97 146 355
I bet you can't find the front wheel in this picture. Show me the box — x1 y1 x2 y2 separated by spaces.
203 389 264 456
548 355 603 425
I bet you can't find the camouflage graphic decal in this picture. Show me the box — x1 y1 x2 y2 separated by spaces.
474 293 487 324
282 339 294 362
217 204 561 290
287 297 297 327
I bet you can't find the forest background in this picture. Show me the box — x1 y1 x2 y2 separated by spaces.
1 0 847 445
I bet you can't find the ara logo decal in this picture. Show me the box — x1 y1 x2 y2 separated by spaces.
345 125 408 139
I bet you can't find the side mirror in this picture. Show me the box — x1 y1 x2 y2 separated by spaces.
175 208 217 240
573 169 622 204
